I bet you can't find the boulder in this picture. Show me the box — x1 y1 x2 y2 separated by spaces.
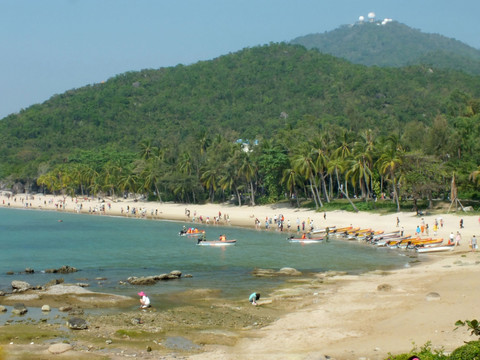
66 317 88 330
0 305 7 312
169 270 182 278
0 290 5 296
59 306 73 312
278 267 302 276
11 280 31 292
48 343 73 354
127 276 157 285
25 268 35 274
41 305 51 312
12 303 27 315
45 265 77 274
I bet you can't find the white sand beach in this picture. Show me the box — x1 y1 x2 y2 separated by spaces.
2 193 480 359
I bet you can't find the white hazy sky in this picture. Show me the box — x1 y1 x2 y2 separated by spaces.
1 0 479 119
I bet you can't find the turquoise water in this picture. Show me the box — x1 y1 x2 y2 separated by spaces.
0 207 411 302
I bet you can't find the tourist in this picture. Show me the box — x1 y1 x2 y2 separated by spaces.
455 231 461 246
138 291 151 309
471 235 477 252
249 292 260 306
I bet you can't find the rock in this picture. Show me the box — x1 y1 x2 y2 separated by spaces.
131 318 143 325
76 282 89 287
48 343 73 354
45 265 77 274
169 270 182 278
127 276 157 285
154 274 169 280
12 303 28 315
6 271 14 275
66 317 88 330
106 339 113 345
41 305 51 312
0 305 7 312
278 267 302 276
184 274 193 278
25 268 34 274
59 306 73 312
45 279 64 287
11 280 31 292
426 292 441 301
0 290 5 296
377 284 392 292
252 268 277 277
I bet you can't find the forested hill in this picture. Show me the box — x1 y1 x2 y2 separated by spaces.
1 43 480 180
290 21 480 75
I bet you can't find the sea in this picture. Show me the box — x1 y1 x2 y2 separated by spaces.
0 207 412 306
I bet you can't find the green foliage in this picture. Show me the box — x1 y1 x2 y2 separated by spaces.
455 319 480 337
1 42 480 205
386 342 447 360
291 21 480 75
449 341 480 360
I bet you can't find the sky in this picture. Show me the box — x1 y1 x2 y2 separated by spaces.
1 0 479 119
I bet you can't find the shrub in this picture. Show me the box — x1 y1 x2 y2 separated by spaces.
448 341 480 360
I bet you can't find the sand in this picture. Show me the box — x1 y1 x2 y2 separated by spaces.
2 193 480 359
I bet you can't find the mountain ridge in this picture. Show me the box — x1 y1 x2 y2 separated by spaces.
290 21 480 75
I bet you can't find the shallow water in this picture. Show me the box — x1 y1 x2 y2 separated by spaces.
0 207 411 303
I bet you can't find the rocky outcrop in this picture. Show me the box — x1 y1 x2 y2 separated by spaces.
11 280 31 292
127 270 183 285
252 267 302 277
45 265 77 274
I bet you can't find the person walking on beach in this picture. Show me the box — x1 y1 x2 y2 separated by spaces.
460 218 464 229
471 235 477 252
449 232 455 244
455 231 462 246
396 217 400 227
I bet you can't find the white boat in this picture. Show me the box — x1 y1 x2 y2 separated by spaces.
415 244 455 253
197 239 236 246
288 237 323 244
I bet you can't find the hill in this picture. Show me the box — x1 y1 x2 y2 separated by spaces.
290 21 480 75
0 42 480 206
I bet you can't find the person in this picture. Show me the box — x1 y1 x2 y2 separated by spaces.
449 232 455 245
396 217 400 227
249 292 260 305
138 291 151 308
471 235 478 252
219 234 226 242
460 218 464 229
455 231 461 246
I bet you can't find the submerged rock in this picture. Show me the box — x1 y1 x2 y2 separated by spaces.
12 303 27 315
67 317 88 330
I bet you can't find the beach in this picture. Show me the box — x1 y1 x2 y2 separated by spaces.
1 193 480 359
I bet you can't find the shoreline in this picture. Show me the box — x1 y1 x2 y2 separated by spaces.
2 194 480 359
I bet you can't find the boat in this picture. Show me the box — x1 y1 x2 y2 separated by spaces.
288 236 323 244
196 239 237 246
179 227 205 237
310 226 336 235
415 243 455 253
406 238 444 249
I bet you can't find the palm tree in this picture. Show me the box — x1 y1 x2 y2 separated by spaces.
281 167 302 207
238 153 257 206
376 135 404 212
200 164 220 202
292 147 322 209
